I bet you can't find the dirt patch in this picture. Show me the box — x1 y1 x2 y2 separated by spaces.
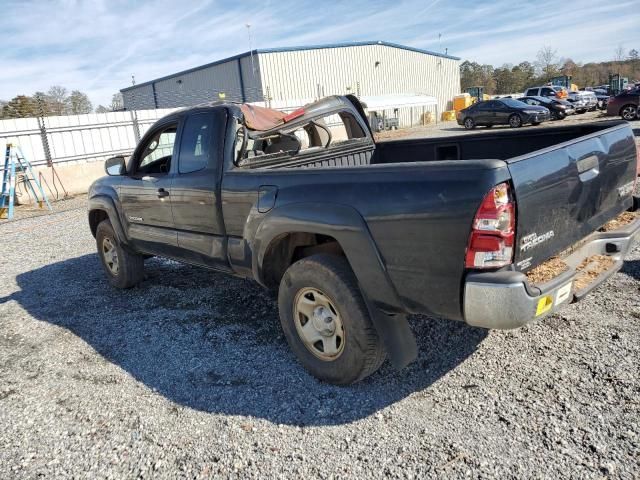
526 257 569 285
574 255 615 291
599 211 639 232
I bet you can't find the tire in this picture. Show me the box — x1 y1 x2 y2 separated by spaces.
463 117 475 130
554 112 566 120
509 114 523 128
620 104 638 121
278 254 386 385
96 219 144 289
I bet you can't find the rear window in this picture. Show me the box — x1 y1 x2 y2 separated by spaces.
237 110 367 166
500 98 527 108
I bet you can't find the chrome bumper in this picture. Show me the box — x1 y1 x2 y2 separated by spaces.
463 217 640 329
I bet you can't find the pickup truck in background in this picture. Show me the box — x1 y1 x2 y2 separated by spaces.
88 95 640 384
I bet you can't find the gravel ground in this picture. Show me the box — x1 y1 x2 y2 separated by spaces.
1 171 639 478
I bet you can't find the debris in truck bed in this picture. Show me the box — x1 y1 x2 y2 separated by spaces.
574 255 615 291
525 257 569 285
599 211 639 232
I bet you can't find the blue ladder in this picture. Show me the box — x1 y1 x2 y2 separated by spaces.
0 144 52 219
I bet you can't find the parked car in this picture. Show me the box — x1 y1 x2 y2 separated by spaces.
592 89 610 110
566 91 590 114
457 98 551 129
606 87 640 120
524 85 568 99
518 95 574 120
88 95 640 384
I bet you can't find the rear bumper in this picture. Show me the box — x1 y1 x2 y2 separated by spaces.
463 216 640 329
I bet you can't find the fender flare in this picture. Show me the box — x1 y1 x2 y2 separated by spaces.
252 202 404 314
87 194 128 245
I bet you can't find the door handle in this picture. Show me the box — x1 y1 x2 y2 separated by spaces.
157 188 169 198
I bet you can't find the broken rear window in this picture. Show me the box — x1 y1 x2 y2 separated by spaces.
235 110 367 167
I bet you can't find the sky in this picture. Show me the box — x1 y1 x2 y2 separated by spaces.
2 0 639 107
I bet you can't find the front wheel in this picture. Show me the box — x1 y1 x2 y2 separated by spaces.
620 105 638 121
509 114 523 128
96 219 144 289
278 254 386 384
463 117 475 129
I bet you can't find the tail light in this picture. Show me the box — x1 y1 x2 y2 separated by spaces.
465 182 516 269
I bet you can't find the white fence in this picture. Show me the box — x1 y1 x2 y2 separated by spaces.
0 108 178 167
0 95 440 170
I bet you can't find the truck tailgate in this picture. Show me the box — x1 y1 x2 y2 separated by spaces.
508 123 637 272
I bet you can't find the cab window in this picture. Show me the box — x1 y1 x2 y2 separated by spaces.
179 113 213 174
136 124 177 175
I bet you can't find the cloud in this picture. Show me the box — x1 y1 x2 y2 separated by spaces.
1 0 638 107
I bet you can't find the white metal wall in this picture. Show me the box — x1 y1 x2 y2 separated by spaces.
258 44 460 112
0 108 177 167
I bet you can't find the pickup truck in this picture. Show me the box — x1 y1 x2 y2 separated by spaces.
88 95 640 385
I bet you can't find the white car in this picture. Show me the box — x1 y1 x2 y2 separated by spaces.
568 91 598 112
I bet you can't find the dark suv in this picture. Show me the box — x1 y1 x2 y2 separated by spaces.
607 88 640 120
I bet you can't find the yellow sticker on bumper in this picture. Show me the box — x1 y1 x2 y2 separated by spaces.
535 295 553 316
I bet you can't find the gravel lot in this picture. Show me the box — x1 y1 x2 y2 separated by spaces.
1 129 640 478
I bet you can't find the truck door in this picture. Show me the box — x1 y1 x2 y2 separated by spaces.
171 109 231 270
119 120 179 254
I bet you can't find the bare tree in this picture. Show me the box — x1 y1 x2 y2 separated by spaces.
614 44 625 62
110 92 124 111
47 85 68 115
95 105 109 113
536 46 560 78
66 90 93 114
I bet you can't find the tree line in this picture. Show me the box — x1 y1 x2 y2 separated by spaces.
0 87 124 119
461 46 640 95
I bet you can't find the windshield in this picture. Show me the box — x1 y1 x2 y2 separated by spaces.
500 98 528 108
531 96 552 104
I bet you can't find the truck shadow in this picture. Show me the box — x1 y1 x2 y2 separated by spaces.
3 253 488 426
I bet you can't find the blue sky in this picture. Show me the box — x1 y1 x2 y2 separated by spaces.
2 0 639 107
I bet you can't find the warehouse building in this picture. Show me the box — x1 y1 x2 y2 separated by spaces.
121 41 460 125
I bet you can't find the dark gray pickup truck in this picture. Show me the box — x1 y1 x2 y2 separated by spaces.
88 95 640 384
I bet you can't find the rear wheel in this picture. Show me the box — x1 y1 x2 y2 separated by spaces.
620 104 638 121
509 114 523 128
278 254 386 384
463 117 475 130
96 220 144 289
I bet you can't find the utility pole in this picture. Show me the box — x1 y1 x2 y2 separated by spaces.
246 23 256 83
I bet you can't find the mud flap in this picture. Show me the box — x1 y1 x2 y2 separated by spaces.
365 299 418 370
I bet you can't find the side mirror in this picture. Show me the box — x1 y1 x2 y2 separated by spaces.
105 155 125 176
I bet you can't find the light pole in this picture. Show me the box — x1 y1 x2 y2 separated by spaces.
246 23 256 83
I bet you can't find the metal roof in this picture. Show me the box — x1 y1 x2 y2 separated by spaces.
120 41 460 93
